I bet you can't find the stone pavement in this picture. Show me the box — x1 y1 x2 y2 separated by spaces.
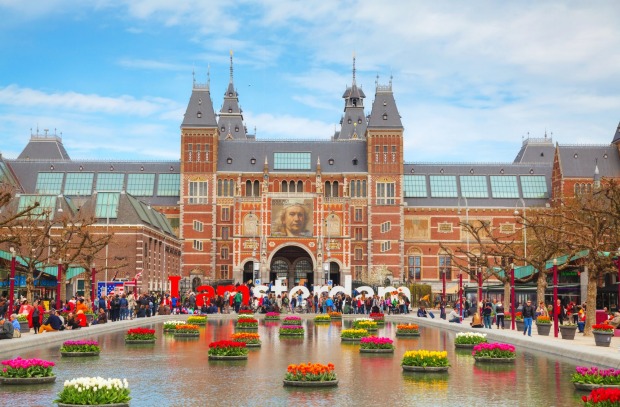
2 311 619 369
386 308 620 369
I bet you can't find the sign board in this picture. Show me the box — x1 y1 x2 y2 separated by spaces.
254 279 261 286
327 280 333 287
97 282 123 298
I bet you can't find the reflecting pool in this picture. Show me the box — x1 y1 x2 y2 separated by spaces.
0 318 584 406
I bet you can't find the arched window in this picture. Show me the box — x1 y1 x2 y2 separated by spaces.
289 180 295 192
297 180 303 192
332 181 339 197
325 181 331 197
281 181 288 192
246 180 252 197
294 259 312 283
253 180 260 196
272 259 289 280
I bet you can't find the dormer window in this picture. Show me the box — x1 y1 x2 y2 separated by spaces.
352 158 358 165
383 113 388 120
250 157 256 165
221 126 225 132
228 92 233 97
226 157 233 164
197 111 202 118
235 127 239 132
383 100 387 106
358 118 362 124
228 107 232 113
328 158 334 165
348 118 352 124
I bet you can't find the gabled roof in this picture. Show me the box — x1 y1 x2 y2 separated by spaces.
612 121 620 145
181 84 218 128
17 135 70 160
217 139 368 173
513 136 555 164
367 80 403 129
557 144 620 178
217 52 247 140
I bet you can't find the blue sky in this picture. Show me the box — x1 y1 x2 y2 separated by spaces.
1 1 619 163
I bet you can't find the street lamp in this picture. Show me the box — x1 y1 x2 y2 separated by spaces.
56 258 62 307
553 258 558 338
510 262 516 330
442 267 446 305
458 196 469 321
514 198 527 261
91 262 96 310
8 247 16 316
616 248 620 313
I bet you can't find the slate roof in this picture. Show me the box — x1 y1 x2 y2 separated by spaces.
181 84 218 128
513 136 555 164
17 135 70 160
217 53 247 140
557 144 620 178
612 121 620 145
367 82 403 129
216 139 368 173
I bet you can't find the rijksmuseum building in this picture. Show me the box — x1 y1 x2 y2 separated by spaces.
2 56 620 307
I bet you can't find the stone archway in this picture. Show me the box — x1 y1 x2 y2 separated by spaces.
269 246 314 289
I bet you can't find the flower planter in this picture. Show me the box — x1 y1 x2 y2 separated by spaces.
593 331 613 347
474 356 516 364
573 383 620 391
454 343 477 349
60 352 100 357
515 321 524 332
536 323 551 336
264 317 280 321
235 326 258 330
559 325 577 340
208 355 248 360
396 331 420 337
173 332 200 338
242 342 261 348
283 379 338 387
401 366 449 373
340 337 362 342
279 333 304 337
125 339 155 344
360 348 394 354
503 319 511 329
57 403 129 407
0 376 56 385
19 321 30 332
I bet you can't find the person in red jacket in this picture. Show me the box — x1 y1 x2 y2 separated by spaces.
75 310 88 328
30 299 45 335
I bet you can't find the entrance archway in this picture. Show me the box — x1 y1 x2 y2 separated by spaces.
270 246 314 289
242 261 260 285
324 262 340 286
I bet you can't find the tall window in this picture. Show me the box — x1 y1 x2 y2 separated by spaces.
193 240 203 251
350 180 367 197
187 143 193 162
218 179 234 197
222 227 229 240
354 227 363 241
220 265 229 279
204 144 210 162
195 144 201 162
354 266 363 280
221 246 229 259
325 181 339 197
354 208 363 221
408 255 421 280
188 181 208 204
193 220 203 232
376 182 395 205
245 180 260 197
354 247 363 261
439 255 452 280
221 207 230 221
375 145 379 163
392 145 396 163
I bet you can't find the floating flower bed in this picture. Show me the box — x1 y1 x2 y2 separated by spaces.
454 332 487 348
472 343 516 363
236 317 259 329
173 324 200 337
279 325 305 336
328 311 342 319
163 320 186 332
340 328 369 341
283 363 338 387
572 366 620 391
369 313 385 323
55 377 131 406
360 336 394 353
239 310 254 316
125 328 156 343
581 388 620 406
187 316 207 325
401 350 449 372
265 312 280 320
60 340 101 357
396 323 420 336
353 318 378 331
231 332 261 347
208 340 249 360
314 314 331 323
283 316 302 325
0 357 56 384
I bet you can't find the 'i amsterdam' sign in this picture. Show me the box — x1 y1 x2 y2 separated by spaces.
167 275 411 307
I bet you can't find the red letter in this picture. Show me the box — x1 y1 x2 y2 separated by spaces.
169 275 181 298
195 285 215 307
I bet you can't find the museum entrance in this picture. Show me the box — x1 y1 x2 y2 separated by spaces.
270 246 314 289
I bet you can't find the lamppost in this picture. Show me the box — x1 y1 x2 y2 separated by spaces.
442 267 446 305
91 262 96 310
459 271 463 321
56 258 62 306
553 258 558 338
477 264 483 308
617 248 620 313
510 262 516 330
514 198 527 260
458 196 469 320
8 247 16 317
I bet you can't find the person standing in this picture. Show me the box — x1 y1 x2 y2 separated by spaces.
18 299 34 333
31 299 45 335
127 292 136 319
482 300 493 329
496 301 505 329
119 294 128 320
522 299 536 336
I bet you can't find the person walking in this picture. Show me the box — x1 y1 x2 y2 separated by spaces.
496 301 505 329
482 300 493 329
522 299 536 336
31 299 45 334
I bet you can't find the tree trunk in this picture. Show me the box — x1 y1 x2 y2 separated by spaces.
26 271 35 303
537 269 548 306
584 271 598 337
84 275 92 311
503 280 510 306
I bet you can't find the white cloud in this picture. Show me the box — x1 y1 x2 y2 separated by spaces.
117 58 190 71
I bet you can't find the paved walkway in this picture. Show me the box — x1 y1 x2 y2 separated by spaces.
2 310 619 369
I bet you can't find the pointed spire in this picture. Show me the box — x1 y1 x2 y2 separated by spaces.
192 64 196 87
352 51 357 85
229 50 234 83
594 158 601 189
207 64 211 90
